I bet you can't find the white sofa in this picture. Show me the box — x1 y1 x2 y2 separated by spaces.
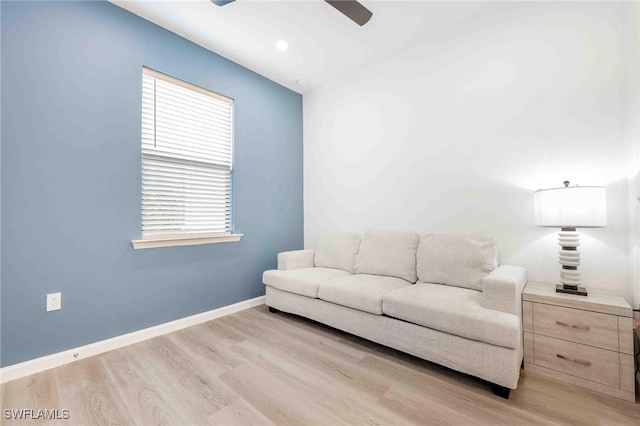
262 231 527 398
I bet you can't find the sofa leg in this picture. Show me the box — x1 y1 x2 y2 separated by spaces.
268 306 280 313
492 384 511 399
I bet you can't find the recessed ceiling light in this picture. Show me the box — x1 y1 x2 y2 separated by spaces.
296 79 309 86
276 40 288 52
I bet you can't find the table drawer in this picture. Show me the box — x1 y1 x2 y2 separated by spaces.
533 303 618 351
534 334 619 388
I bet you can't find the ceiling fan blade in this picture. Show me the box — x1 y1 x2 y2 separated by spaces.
210 0 236 6
325 0 372 26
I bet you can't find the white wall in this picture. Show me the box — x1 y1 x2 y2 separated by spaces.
625 1 640 310
304 2 638 304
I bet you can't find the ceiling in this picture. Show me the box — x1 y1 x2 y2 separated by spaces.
109 0 489 94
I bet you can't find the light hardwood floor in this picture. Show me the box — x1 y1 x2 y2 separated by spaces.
2 305 639 425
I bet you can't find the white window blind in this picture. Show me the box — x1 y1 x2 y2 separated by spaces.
141 68 234 239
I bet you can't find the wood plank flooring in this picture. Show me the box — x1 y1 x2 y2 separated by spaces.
2 305 639 425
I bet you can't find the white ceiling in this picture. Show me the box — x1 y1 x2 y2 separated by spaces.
109 0 489 94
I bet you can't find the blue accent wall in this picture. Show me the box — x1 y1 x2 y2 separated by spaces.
0 0 303 367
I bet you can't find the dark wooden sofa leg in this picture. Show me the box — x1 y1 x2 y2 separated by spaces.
492 384 511 399
268 306 280 313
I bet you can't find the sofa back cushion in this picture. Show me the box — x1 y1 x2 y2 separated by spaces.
417 233 499 291
354 230 420 283
314 232 361 273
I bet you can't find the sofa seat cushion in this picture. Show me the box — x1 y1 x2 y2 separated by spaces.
382 283 519 349
263 267 350 299
318 274 410 315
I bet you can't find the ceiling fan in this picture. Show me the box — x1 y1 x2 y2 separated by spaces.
210 0 373 26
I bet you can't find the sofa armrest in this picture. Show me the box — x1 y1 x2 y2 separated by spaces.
278 249 315 270
482 265 527 316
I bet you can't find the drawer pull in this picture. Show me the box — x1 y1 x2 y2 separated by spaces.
555 321 590 331
572 324 590 331
556 354 592 366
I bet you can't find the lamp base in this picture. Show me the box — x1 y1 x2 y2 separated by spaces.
556 284 588 296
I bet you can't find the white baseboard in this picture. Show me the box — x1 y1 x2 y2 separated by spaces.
0 296 265 384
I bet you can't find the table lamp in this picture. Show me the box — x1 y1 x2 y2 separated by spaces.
534 181 607 296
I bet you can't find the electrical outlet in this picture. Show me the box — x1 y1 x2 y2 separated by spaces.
46 292 61 312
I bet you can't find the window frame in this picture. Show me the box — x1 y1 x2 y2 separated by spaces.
131 68 242 249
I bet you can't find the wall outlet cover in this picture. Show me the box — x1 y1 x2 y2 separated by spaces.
46 292 61 312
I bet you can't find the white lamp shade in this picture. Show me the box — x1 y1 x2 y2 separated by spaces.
534 186 607 228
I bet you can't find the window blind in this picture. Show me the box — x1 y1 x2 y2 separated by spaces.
141 68 234 239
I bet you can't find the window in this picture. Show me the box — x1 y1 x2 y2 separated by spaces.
132 68 242 249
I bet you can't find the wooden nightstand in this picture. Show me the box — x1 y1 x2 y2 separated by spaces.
523 281 635 402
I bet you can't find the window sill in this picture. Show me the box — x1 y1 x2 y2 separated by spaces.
131 233 243 250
